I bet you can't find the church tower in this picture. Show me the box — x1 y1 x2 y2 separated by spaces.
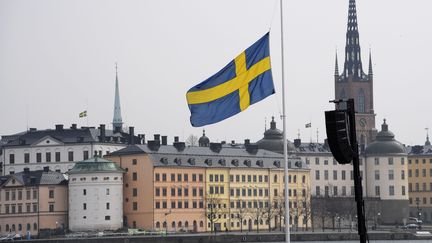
113 64 123 133
335 0 377 147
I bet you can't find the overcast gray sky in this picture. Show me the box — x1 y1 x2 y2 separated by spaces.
0 0 431 146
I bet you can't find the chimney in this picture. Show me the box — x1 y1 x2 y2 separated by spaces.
174 142 186 152
244 139 250 146
129 127 135 145
138 134 145 144
43 166 49 172
231 140 235 145
147 140 161 151
294 139 301 148
161 136 167 146
23 168 30 173
210 143 222 153
55 124 64 131
99 124 106 142
174 136 179 143
154 134 160 141
29 128 37 132
71 124 77 129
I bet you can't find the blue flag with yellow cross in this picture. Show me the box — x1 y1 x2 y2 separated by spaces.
186 33 275 127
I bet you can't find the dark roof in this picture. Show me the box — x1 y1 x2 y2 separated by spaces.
256 117 295 154
294 142 332 155
406 145 432 156
68 157 125 174
2 125 135 147
0 170 67 187
108 144 309 170
365 120 406 155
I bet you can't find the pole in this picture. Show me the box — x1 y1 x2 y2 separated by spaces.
346 99 367 243
279 0 290 242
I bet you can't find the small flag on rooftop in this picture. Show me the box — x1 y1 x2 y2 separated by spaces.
186 33 275 127
79 111 87 118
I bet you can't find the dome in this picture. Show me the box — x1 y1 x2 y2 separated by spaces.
256 117 295 154
198 129 210 147
365 119 406 155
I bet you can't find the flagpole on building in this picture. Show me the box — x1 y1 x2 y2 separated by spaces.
279 0 290 242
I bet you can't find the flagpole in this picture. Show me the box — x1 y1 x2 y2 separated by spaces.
279 0 290 242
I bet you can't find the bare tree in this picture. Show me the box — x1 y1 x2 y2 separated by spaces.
273 195 286 231
250 201 267 233
263 200 277 232
204 193 223 234
186 134 198 146
234 200 248 232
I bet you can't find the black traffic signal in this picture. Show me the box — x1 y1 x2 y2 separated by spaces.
325 110 353 164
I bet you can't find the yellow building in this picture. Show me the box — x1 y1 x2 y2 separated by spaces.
107 137 311 232
407 138 432 223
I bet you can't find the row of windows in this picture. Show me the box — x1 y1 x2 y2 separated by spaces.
155 220 204 229
71 176 121 182
2 189 38 201
230 188 269 197
1 223 37 233
374 157 404 165
408 168 432 178
82 202 111 210
315 170 355 181
155 200 204 209
155 187 204 197
316 185 406 197
408 182 432 192
8 150 110 164
155 173 204 182
409 158 432 165
410 197 432 205
374 170 405 180
1 203 38 214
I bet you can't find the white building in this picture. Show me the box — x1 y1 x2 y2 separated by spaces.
1 124 140 175
68 156 125 231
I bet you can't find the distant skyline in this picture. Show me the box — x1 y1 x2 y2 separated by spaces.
0 0 431 146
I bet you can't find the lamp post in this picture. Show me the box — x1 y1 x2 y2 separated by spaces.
377 213 381 229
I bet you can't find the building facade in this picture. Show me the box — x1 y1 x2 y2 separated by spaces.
68 156 125 231
0 168 68 236
106 138 311 232
0 124 136 175
407 135 432 223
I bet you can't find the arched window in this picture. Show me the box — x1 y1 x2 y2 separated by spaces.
274 175 277 183
33 223 37 230
185 221 189 228
199 221 204 227
302 175 306 183
163 221 167 228
178 221 182 228
6 224 9 232
172 221 176 228
18 224 22 231
27 224 31 231
358 89 365 113
294 175 297 183
288 175 291 183
155 222 160 228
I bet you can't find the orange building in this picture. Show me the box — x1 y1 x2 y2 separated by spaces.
0 167 68 237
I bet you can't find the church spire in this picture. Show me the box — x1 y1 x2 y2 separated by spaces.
368 49 373 76
113 63 123 133
342 0 365 80
334 51 339 76
426 128 431 146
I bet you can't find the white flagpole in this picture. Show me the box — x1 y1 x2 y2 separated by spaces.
279 0 290 242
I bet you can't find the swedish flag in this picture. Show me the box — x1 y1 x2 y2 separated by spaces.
186 33 275 127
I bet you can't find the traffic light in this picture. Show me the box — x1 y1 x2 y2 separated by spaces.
325 110 353 164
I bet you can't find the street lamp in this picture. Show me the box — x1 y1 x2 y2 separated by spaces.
377 213 381 229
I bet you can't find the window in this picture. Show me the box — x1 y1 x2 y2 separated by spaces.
324 186 329 196
409 169 412 177
375 186 380 196
342 186 346 196
184 174 188 182
375 170 380 180
132 172 137 181
333 170 337 180
9 154 15 164
55 152 61 162
388 157 393 165
324 170 329 180
49 204 54 212
26 190 30 200
133 202 138 211
334 186 338 196
192 174 197 181
33 203 37 212
155 173 160 181
132 159 137 165
83 203 87 210
341 170 346 180
423 169 427 177
402 186 406 196
374 158 379 165
324 160 328 165
171 201 176 209
315 158 319 165
24 153 30 163
171 188 175 196
315 171 320 180
83 151 89 160
177 174 182 182
49 189 54 198
162 173 167 181
401 157 405 165
401 170 405 180
33 190 37 199
106 203 110 210
162 188 167 196
18 190 22 200
36 153 42 163
220 174 224 182
133 188 138 197
68 151 74 161
389 186 395 196
105 216 111 220
171 173 175 181
389 170 394 180
199 174 203 182
184 188 189 196
316 186 320 196
83 189 86 195
178 188 182 196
